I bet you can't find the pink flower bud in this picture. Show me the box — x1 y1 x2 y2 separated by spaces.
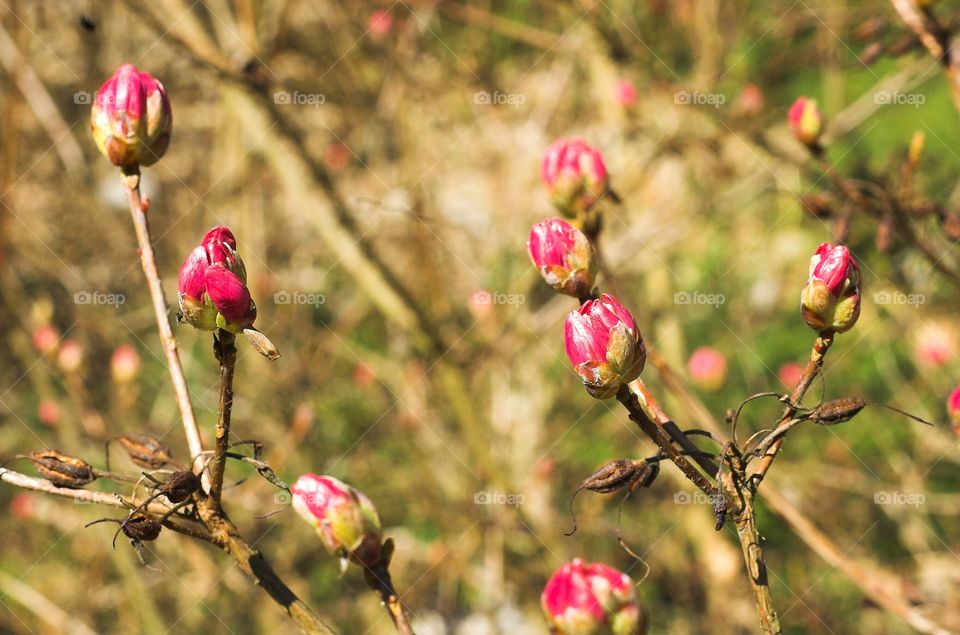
739 83 764 117
178 226 256 332
948 386 960 436
111 344 141 383
800 243 860 333
913 322 956 367
38 400 60 427
10 493 37 521
205 264 257 330
57 339 83 373
564 294 646 399
687 346 728 391
778 362 804 390
542 139 610 218
91 64 172 168
541 559 644 635
32 325 59 354
614 80 638 108
369 9 393 38
290 474 384 568
528 218 597 298
788 97 823 146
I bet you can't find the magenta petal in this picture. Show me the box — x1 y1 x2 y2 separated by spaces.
529 218 578 269
202 226 238 264
204 264 253 324
565 307 608 365
177 246 208 299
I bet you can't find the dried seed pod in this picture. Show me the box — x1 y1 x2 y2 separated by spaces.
577 459 652 494
858 42 884 65
941 212 960 241
565 459 659 537
117 434 172 469
27 450 95 488
120 513 162 542
159 470 200 503
853 17 887 41
810 397 866 425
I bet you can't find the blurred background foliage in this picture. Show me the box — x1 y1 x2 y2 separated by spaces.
0 0 958 633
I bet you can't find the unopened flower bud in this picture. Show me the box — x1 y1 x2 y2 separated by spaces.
290 474 384 569
116 433 173 469
32 325 59 354
369 9 393 38
948 385 960 436
542 139 610 218
614 80 638 108
111 344 141 383
91 64 172 168
27 450 96 489
687 346 728 391
564 294 646 399
57 339 83 373
800 243 861 333
541 558 645 635
788 97 823 147
528 218 597 298
38 400 60 427
178 226 258 334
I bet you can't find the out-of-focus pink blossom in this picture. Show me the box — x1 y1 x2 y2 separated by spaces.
33 325 60 354
687 346 728 391
614 80 638 107
541 558 644 635
369 10 393 38
542 138 610 218
778 362 804 390
111 344 141 383
38 400 60 427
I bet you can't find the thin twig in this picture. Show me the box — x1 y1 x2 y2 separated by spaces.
750 333 833 488
363 561 416 635
210 330 237 506
615 385 714 496
121 169 206 484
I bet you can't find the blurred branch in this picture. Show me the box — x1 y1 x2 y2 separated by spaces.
0 19 85 178
0 568 100 635
889 0 960 117
643 352 953 635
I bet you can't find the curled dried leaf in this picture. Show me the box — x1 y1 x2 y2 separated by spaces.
28 450 96 488
117 434 172 469
565 459 659 536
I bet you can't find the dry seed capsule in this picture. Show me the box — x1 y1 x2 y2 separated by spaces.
117 434 172 469
27 450 96 488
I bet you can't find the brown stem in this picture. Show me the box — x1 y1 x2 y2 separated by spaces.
196 499 337 635
363 562 416 635
644 347 952 634
750 333 833 488
731 483 782 635
210 330 237 506
615 385 714 496
889 0 960 117
121 169 206 482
